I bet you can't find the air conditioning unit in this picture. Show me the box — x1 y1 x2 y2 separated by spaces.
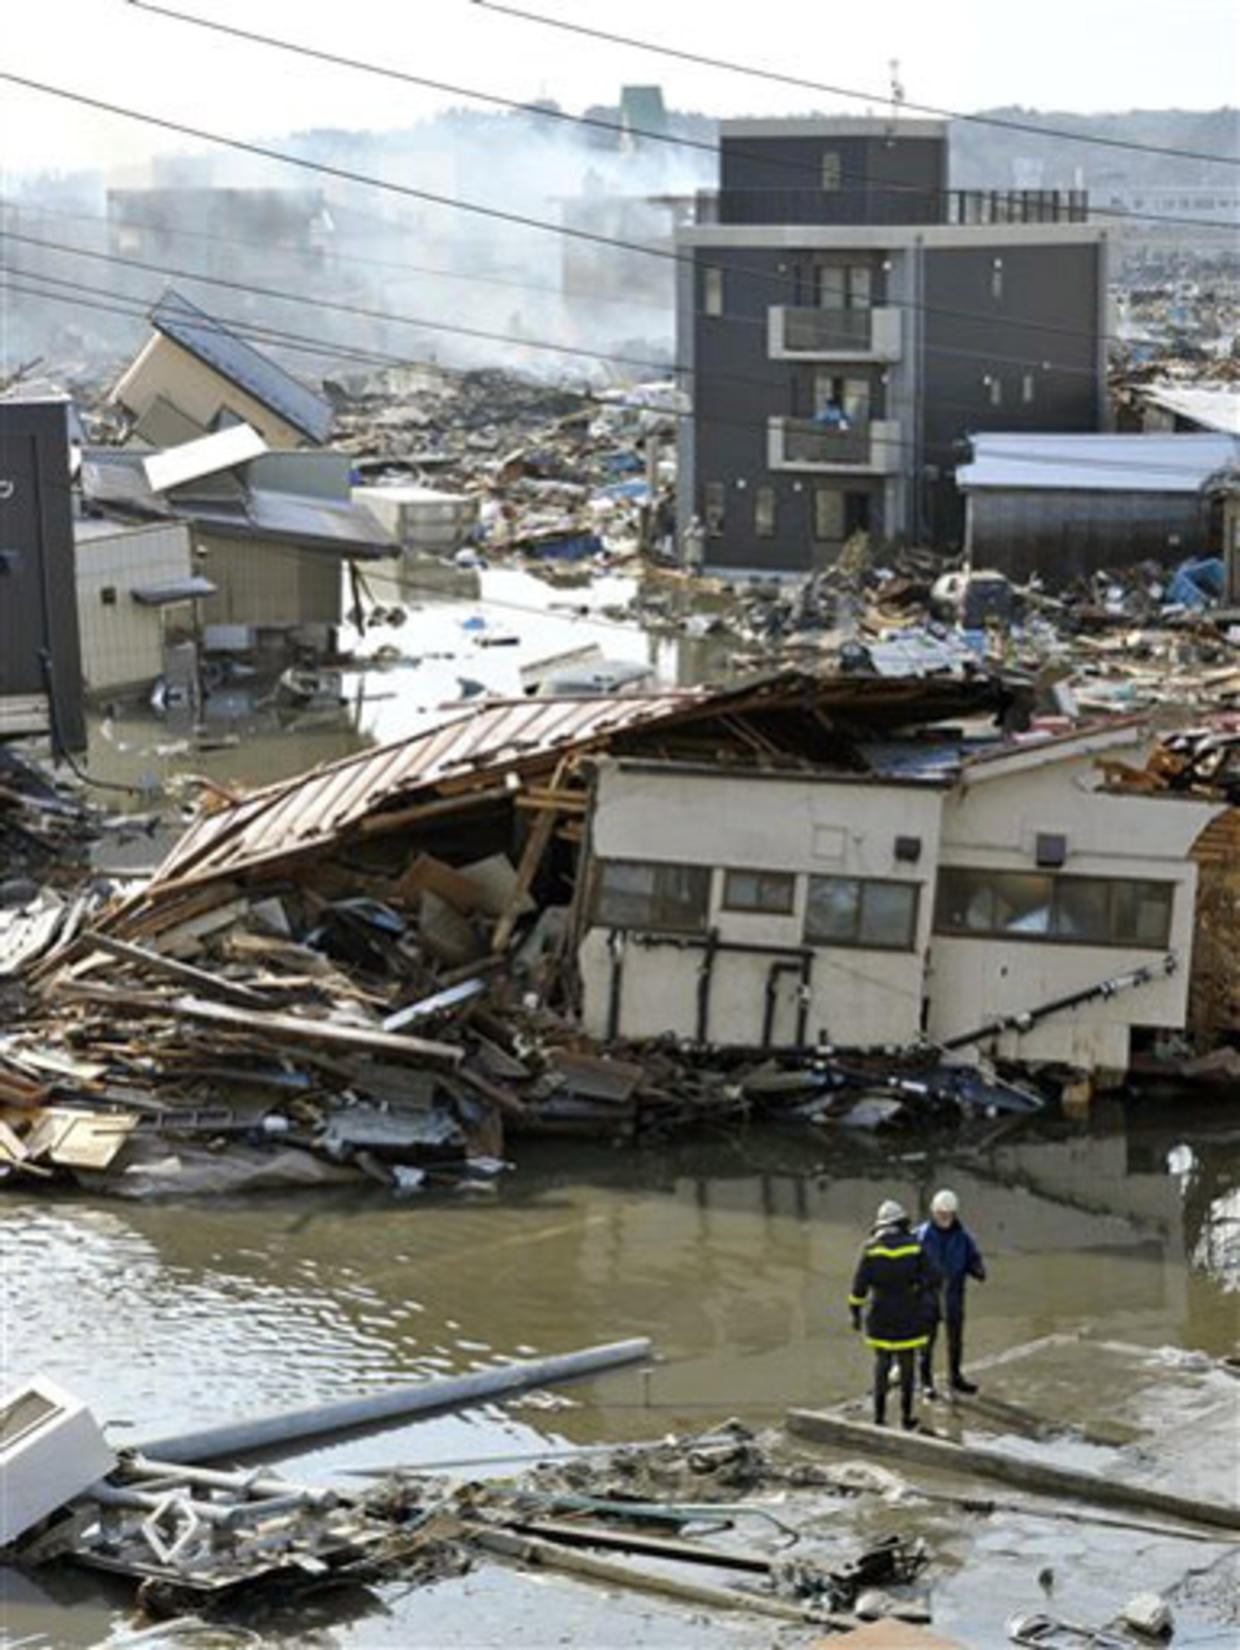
0 1377 115 1547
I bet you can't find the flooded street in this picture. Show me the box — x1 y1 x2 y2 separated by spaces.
79 561 730 815
3 1098 1237 1648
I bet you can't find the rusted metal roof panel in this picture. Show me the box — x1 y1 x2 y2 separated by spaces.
153 691 704 887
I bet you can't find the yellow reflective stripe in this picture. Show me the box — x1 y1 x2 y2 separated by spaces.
865 1245 922 1259
847 1294 866 1307
865 1335 929 1350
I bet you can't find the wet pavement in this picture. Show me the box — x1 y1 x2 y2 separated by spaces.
2 1099 1237 1647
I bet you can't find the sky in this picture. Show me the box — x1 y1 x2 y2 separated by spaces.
1 0 1237 179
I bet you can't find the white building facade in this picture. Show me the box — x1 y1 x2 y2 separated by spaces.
576 728 1220 1076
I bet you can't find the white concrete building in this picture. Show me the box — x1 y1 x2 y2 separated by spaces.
577 725 1221 1075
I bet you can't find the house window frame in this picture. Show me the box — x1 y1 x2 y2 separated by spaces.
722 868 796 916
933 868 1175 949
703 480 726 537
592 859 712 935
754 485 776 539
804 875 921 952
703 265 724 316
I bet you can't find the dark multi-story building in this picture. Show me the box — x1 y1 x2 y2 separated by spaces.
676 118 1109 571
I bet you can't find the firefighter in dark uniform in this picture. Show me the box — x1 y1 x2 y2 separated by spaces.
848 1198 936 1430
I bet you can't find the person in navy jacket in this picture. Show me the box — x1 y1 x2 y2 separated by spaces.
916 1188 986 1397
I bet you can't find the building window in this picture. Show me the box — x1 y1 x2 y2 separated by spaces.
804 876 920 951
933 869 1174 948
813 488 845 541
723 868 795 915
987 376 1003 407
593 860 711 933
99 586 118 606
990 259 1004 300
754 486 776 539
815 263 872 310
703 266 724 316
812 372 871 425
1022 373 1035 404
703 481 726 537
821 151 842 191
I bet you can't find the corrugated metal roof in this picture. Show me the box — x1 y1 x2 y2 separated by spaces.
138 672 1018 897
957 432 1238 494
151 290 334 445
153 690 708 888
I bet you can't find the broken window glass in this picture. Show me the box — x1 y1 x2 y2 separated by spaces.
935 869 1175 948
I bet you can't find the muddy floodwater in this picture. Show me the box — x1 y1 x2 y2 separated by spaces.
3 1097 1237 1648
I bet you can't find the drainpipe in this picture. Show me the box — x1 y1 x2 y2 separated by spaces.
695 929 719 1044
606 929 625 1042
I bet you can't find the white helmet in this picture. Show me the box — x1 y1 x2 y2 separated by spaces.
875 1198 907 1226
931 1188 959 1216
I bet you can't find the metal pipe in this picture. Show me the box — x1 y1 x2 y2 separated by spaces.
606 930 625 1042
131 1338 653 1466
122 1455 337 1506
694 929 718 1045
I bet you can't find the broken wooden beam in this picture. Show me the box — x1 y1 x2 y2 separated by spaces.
168 995 465 1068
491 807 558 955
79 932 275 1010
786 1409 1240 1532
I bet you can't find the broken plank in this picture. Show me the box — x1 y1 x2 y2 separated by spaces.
491 808 558 955
80 932 276 1010
785 1408 1240 1532
168 995 464 1068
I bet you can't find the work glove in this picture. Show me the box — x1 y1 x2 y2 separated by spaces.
850 1306 862 1332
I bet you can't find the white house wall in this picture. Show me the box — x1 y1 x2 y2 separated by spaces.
578 762 943 1048
74 520 193 693
928 752 1222 1072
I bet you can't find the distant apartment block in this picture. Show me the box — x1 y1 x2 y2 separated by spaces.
676 118 1109 572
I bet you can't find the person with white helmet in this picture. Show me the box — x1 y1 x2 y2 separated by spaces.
848 1197 937 1430
916 1187 986 1398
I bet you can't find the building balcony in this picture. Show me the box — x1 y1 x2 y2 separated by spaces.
768 305 901 361
767 416 902 474
693 187 1088 227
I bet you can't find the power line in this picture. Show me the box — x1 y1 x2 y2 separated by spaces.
0 195 672 315
6 265 1222 478
470 0 1240 169
121 0 1240 229
2 224 1123 392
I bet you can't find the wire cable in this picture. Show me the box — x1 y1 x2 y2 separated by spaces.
5 265 1224 480
11 263 1221 481
122 0 1240 227
470 0 1240 169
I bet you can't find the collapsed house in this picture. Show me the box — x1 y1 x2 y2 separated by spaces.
97 673 1225 1079
79 425 397 672
109 288 334 450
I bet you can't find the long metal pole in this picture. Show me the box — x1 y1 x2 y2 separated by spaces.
131 1338 653 1465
